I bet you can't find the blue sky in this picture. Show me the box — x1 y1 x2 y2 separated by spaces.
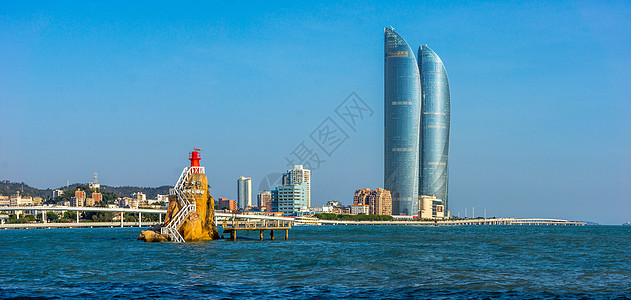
1 1 629 224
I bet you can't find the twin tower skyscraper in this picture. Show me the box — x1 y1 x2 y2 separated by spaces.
384 27 450 216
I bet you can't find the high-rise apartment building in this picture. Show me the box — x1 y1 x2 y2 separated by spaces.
92 192 102 203
368 188 392 216
353 188 392 216
419 45 450 211
384 28 451 216
384 27 422 216
282 165 311 207
237 176 252 209
257 190 272 212
271 182 309 214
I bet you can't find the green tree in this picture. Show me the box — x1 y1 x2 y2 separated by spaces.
46 212 59 221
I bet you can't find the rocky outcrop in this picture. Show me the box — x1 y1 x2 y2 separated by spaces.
139 172 219 242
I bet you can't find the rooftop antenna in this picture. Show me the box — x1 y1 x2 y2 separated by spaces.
94 172 99 185
390 25 395 31
67 180 69 189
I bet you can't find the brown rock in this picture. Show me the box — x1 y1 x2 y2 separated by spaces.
139 172 219 243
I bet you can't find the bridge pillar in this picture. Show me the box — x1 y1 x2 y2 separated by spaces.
120 212 124 227
76 212 79 224
139 213 142 228
159 213 162 223
42 211 46 224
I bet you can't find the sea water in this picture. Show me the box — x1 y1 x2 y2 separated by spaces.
0 225 630 299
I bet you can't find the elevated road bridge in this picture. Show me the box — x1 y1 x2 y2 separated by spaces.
0 206 585 228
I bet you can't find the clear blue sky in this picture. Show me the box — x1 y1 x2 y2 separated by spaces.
1 1 629 224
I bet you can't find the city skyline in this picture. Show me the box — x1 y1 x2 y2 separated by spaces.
1 1 629 224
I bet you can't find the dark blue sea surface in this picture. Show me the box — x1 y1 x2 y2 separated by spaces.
0 225 630 299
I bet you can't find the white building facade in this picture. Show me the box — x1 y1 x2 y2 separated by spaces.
237 176 252 209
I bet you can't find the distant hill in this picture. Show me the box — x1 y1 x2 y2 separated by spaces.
0 180 171 200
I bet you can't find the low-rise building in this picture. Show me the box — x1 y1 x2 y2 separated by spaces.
157 194 169 203
118 197 139 209
70 197 84 207
10 192 33 207
217 198 237 211
133 192 146 202
350 204 370 215
0 195 9 206
52 189 64 198
308 206 333 213
419 195 447 219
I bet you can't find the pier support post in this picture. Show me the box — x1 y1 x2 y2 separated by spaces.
260 230 264 241
270 230 274 240
285 229 288 240
231 231 237 241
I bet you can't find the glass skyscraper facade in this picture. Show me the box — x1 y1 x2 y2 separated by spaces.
384 29 451 216
384 28 421 216
419 45 450 211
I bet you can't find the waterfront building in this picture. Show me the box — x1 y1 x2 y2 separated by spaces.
85 197 95 207
384 27 422 216
217 198 237 211
350 204 370 215
418 45 451 211
257 190 272 212
271 182 309 215
282 165 311 207
237 176 252 209
308 206 333 213
33 197 42 206
419 195 447 219
368 188 392 215
353 188 392 215
353 188 371 206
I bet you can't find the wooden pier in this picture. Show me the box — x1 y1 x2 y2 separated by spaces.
222 219 292 241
